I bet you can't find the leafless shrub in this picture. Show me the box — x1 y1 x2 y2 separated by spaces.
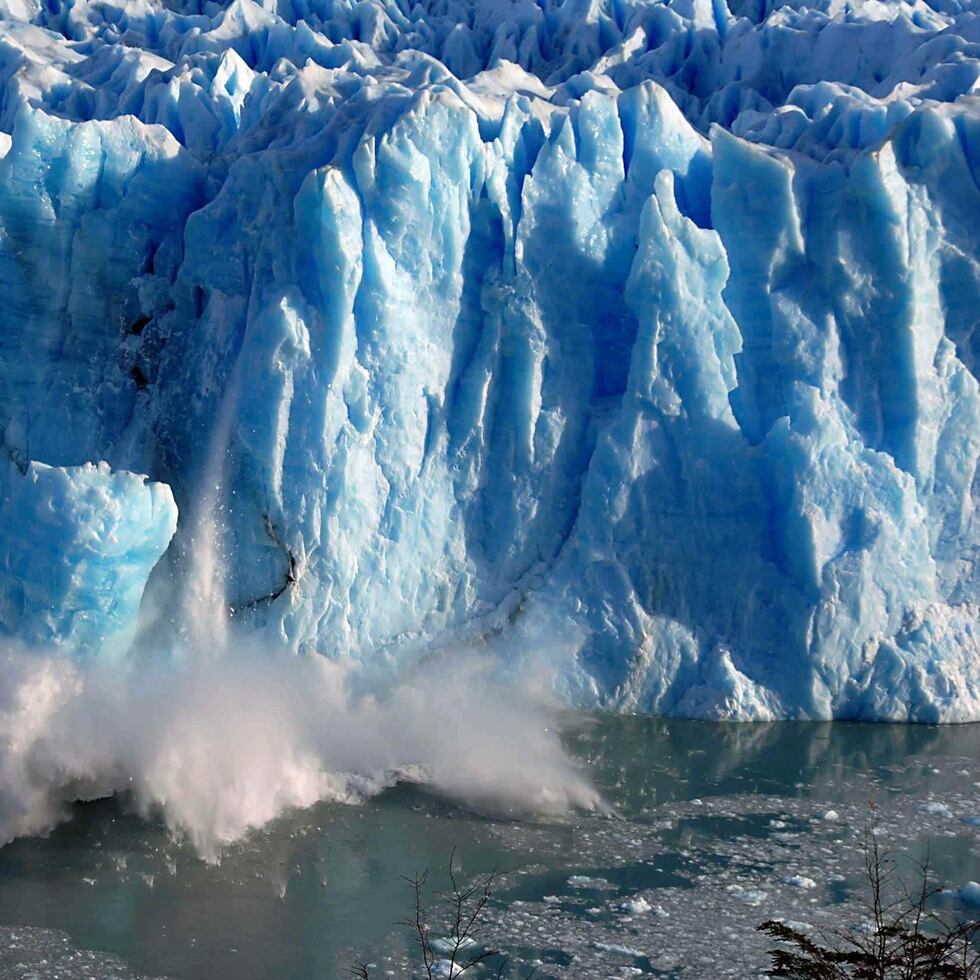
760 804 980 979
350 847 535 980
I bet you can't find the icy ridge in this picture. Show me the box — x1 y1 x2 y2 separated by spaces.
0 0 977 719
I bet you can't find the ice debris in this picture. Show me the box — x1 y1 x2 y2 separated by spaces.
959 882 980 908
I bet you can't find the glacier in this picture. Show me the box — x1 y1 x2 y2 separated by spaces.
0 0 978 722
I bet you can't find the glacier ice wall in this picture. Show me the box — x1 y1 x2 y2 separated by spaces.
0 0 978 720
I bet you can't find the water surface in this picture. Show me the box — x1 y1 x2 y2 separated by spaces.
1 717 979 979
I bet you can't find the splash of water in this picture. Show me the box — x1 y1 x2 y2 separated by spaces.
0 642 600 860
0 365 600 859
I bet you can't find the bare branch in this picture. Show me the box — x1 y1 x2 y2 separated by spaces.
759 803 980 979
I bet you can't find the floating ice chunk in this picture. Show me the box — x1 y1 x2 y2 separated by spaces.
959 883 980 908
784 875 818 889
726 884 768 905
593 941 646 957
783 920 813 933
431 937 477 954
619 896 653 915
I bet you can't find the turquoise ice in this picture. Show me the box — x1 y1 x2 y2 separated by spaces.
0 0 977 719
0 459 177 656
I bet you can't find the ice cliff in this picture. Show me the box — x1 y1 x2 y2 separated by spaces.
0 0 978 721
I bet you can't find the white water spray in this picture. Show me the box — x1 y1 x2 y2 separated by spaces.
0 363 600 860
0 641 600 860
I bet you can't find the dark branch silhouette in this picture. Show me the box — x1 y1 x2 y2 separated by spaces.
760 804 980 979
351 848 536 979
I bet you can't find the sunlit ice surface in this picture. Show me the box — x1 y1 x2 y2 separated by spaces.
0 0 978 972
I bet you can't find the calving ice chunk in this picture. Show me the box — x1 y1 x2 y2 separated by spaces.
0 460 177 657
0 0 976 720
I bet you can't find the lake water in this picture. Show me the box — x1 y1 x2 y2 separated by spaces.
1 716 979 979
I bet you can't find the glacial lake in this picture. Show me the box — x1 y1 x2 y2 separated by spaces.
0 716 979 979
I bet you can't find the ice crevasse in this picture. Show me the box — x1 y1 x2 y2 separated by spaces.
0 0 977 721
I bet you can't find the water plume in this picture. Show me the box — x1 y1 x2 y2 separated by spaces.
0 636 599 861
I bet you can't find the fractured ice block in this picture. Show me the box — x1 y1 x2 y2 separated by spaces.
0 460 177 657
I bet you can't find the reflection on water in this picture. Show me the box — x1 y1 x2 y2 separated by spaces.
0 716 978 979
575 715 980 813
0 787 511 979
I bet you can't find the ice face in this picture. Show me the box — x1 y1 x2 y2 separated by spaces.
0 460 177 658
0 0 977 719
